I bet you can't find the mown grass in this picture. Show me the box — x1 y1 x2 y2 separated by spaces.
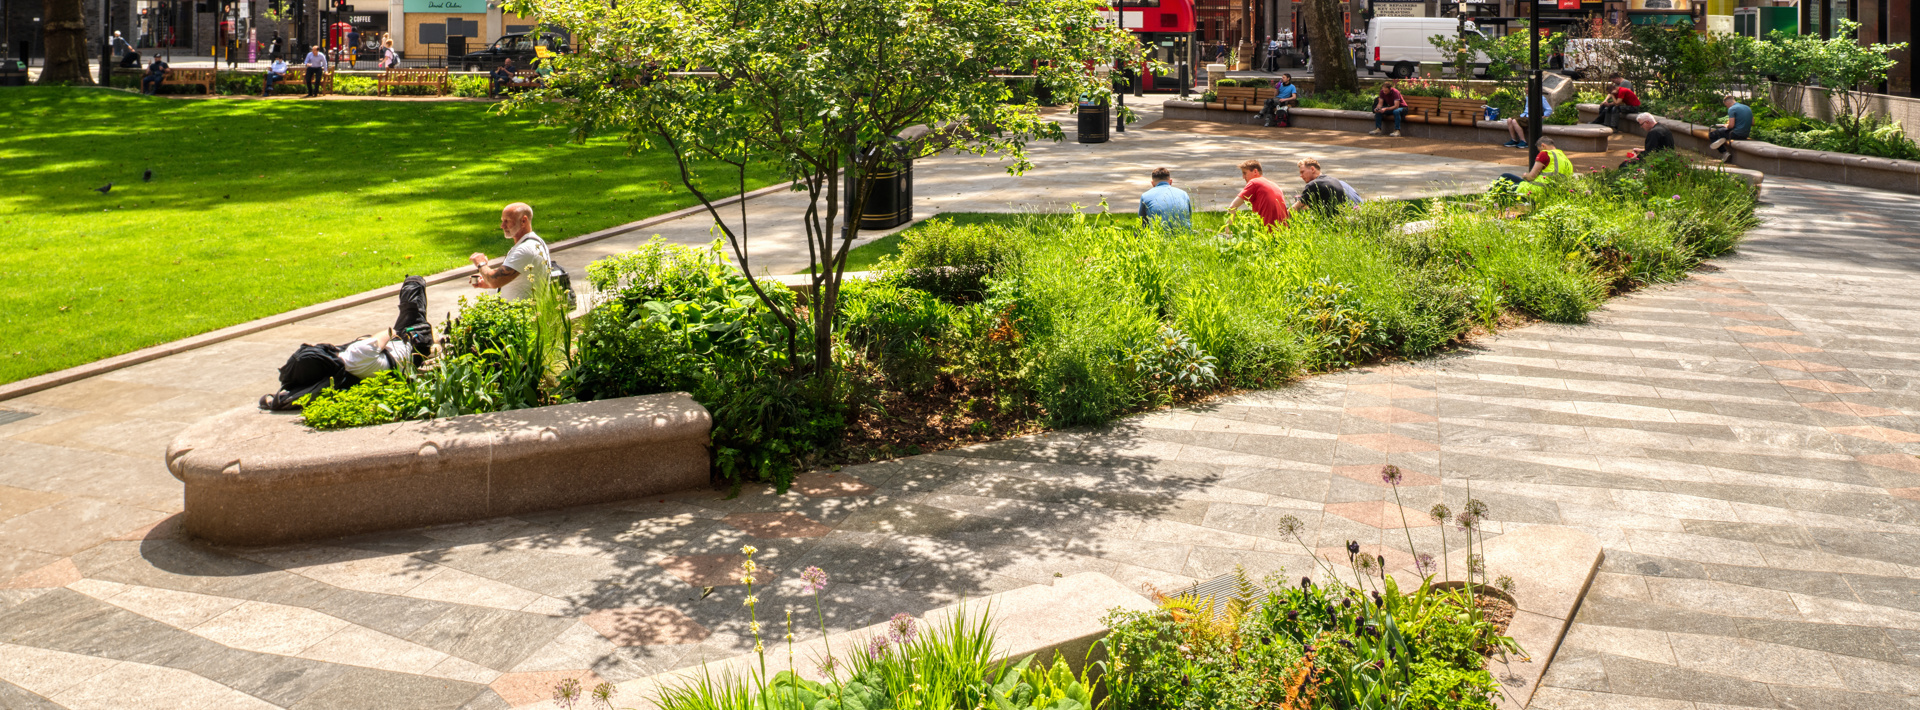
0 87 780 384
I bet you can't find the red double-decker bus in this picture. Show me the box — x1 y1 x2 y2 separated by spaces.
1102 0 1197 92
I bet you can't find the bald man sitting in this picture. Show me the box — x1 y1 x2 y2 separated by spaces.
467 202 552 301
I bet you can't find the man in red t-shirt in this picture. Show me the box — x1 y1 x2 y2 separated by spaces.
1226 159 1290 228
1594 74 1643 129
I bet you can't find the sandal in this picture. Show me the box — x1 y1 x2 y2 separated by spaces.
259 394 277 411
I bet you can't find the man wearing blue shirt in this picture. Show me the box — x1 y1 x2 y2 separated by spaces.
1504 96 1552 148
1709 95 1753 160
1139 168 1192 230
1258 74 1299 128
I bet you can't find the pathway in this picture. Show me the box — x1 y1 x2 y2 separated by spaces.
2 132 1918 708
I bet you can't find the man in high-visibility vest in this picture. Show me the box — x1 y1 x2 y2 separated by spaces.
1497 137 1574 198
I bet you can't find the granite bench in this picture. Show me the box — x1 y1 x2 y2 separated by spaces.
1577 104 1919 195
1164 100 1615 153
166 392 712 545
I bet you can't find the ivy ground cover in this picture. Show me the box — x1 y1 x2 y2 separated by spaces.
0 87 780 384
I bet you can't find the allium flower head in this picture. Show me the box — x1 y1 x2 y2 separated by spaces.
1414 553 1436 575
1356 554 1376 572
817 656 838 676
867 636 891 659
1277 515 1306 536
1429 503 1451 524
800 566 829 593
1464 499 1489 519
887 613 918 644
1380 465 1404 486
1497 575 1517 594
1455 511 1478 531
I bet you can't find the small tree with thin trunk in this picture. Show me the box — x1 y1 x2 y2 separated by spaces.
36 0 96 85
503 0 1136 388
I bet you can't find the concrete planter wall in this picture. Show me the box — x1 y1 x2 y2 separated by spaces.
166 392 712 545
1163 100 1614 153
1577 104 1920 195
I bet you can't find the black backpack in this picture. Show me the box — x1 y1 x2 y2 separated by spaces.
269 343 356 410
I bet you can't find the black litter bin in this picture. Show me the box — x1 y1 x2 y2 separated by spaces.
1078 100 1110 144
847 162 913 231
0 60 26 87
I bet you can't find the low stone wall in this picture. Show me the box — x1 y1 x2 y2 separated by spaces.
166 392 712 545
1579 104 1920 195
1164 100 1614 153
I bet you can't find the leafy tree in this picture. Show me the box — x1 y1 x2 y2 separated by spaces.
1428 22 1567 90
1616 25 1762 105
1303 0 1358 93
1754 20 1907 152
502 0 1136 387
36 0 95 85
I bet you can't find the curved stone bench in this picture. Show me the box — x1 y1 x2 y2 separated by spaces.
1577 104 1920 195
167 392 712 546
1163 100 1614 153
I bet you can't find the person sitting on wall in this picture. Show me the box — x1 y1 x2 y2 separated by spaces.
1707 94 1753 161
1369 80 1409 137
140 56 169 95
1592 74 1641 129
1257 73 1299 128
1620 113 1674 167
1503 95 1553 148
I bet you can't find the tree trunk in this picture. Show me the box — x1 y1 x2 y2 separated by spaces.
37 0 95 85
1304 0 1357 93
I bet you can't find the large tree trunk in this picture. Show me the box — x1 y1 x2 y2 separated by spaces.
37 0 96 85
1304 0 1357 94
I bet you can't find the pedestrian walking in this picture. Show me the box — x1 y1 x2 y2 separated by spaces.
346 28 360 68
303 45 327 97
269 32 283 61
378 37 399 69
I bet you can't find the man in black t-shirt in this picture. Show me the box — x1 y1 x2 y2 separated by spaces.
1621 113 1674 166
1293 158 1362 215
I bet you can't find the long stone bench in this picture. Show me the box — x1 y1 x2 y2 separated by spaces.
1578 103 1920 195
1165 100 1614 153
166 392 712 545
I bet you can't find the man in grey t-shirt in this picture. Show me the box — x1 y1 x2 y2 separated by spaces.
468 202 550 300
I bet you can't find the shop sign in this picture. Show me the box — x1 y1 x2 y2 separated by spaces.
403 0 486 13
1375 1 1426 17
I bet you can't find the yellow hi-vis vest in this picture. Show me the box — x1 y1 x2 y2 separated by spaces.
1518 148 1574 197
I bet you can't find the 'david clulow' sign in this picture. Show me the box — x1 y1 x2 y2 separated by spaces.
402 0 484 12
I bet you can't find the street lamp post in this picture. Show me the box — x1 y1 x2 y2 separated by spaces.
99 0 112 84
1526 0 1541 163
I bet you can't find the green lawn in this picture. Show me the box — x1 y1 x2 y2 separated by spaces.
0 87 780 385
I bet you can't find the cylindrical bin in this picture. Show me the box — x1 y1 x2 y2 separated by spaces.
846 162 914 231
1078 100 1110 144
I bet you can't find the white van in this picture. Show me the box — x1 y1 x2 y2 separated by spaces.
1363 17 1489 78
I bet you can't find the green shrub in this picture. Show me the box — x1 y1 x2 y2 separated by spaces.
1214 78 1239 88
838 279 956 393
877 217 1019 301
298 370 422 430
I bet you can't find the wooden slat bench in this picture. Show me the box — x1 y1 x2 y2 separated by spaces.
270 67 333 95
1402 95 1441 124
1209 86 1277 112
377 68 449 96
160 68 216 94
504 70 545 92
1440 98 1488 125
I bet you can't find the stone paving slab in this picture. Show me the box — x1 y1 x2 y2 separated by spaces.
2 127 1919 707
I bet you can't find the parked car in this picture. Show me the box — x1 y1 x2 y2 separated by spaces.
1362 17 1490 78
458 31 568 72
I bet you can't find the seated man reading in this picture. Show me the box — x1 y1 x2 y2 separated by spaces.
1620 113 1674 166
264 58 289 96
489 59 516 98
140 57 169 95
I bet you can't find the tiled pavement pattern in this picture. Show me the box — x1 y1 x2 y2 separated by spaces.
2 175 1919 708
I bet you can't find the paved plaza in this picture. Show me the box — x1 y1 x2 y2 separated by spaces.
2 109 1920 709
